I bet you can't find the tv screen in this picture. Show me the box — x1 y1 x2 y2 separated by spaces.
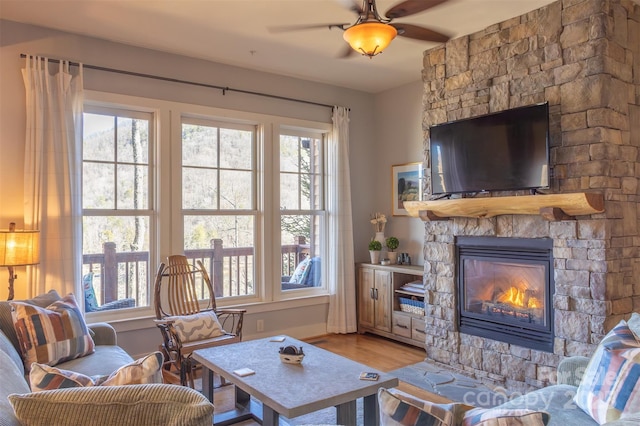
429 103 550 196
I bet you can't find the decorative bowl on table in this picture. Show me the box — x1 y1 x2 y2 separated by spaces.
279 345 305 364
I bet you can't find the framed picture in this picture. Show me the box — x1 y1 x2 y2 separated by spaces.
392 162 424 216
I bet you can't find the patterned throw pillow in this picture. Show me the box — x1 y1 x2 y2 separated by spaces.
82 272 100 312
101 351 163 386
627 312 640 339
30 363 98 391
378 388 473 426
462 407 550 426
289 257 311 284
164 311 225 343
574 320 640 423
0 289 61 355
11 293 95 370
30 351 164 392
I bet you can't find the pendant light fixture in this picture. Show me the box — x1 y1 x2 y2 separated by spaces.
343 22 397 58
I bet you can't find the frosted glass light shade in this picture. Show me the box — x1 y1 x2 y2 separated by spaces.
343 22 397 57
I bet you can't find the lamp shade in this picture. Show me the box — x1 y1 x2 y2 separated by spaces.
0 229 40 267
343 22 397 57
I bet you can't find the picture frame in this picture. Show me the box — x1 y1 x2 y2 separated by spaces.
392 162 424 216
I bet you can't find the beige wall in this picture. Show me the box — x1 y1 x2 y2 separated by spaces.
372 80 426 266
0 19 424 355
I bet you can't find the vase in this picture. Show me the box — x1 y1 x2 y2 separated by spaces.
387 251 397 264
369 250 380 265
374 232 386 247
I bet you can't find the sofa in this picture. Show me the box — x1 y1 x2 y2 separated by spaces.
0 290 213 426
380 314 640 426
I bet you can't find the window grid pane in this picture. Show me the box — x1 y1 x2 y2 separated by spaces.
183 214 255 298
280 133 325 291
182 119 256 300
82 107 153 311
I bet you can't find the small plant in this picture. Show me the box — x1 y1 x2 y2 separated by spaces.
368 239 382 251
386 236 399 251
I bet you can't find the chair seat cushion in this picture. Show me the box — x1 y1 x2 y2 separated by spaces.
165 311 225 343
181 333 239 354
11 293 95 370
57 344 133 377
496 384 594 426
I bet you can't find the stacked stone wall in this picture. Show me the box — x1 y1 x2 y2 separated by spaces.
421 0 639 392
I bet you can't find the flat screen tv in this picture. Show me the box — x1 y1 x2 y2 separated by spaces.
429 103 550 196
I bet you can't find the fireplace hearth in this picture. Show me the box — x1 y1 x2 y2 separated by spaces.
456 237 554 352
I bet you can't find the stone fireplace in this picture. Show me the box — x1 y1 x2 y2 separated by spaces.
420 0 639 392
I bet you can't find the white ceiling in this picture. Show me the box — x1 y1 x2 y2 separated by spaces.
1 0 562 93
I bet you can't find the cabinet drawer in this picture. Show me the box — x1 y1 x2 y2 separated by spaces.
411 317 426 341
392 313 411 338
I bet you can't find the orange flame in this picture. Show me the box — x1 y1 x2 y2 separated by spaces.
497 286 541 309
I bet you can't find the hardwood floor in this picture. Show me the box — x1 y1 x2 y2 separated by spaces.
211 332 442 426
304 332 426 372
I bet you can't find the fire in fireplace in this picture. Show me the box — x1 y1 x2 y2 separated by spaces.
456 237 554 352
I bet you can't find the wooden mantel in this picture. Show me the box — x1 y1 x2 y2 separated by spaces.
404 192 604 221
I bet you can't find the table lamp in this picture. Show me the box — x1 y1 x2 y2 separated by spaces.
0 223 40 300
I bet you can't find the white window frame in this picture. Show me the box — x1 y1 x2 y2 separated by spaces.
82 91 331 322
276 127 328 298
82 96 161 322
180 115 259 302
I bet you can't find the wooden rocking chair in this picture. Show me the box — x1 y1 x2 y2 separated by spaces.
153 254 245 387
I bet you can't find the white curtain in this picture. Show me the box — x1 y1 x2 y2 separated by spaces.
22 56 84 298
326 106 357 333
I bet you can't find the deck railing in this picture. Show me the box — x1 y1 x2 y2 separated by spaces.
82 237 309 306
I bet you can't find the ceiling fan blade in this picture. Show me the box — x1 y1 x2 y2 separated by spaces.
335 0 364 14
391 23 450 43
338 44 356 58
268 23 350 33
385 0 449 19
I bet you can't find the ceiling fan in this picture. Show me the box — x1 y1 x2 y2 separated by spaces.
270 0 451 58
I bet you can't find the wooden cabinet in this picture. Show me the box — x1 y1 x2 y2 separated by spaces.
357 263 425 349
357 267 391 332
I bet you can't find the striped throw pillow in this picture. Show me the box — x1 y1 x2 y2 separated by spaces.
164 311 225 343
574 320 640 423
378 388 473 426
11 293 94 370
462 407 550 425
30 351 164 392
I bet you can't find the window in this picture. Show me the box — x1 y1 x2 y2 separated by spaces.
80 92 330 314
181 118 257 299
280 131 325 291
82 106 154 311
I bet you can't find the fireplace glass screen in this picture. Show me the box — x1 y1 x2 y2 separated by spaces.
456 236 553 352
463 259 547 327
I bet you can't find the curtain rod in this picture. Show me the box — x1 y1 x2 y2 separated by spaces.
20 54 342 110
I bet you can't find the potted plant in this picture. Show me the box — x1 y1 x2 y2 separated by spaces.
368 239 382 264
385 236 399 264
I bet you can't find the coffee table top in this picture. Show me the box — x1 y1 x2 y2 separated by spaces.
192 335 398 419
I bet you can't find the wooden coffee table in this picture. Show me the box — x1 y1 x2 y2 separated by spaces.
192 335 398 426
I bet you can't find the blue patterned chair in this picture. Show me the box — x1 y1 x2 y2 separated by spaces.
83 272 136 312
281 256 321 290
